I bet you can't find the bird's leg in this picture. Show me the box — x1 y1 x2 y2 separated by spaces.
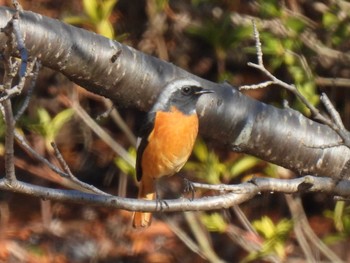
180 174 196 201
155 179 169 211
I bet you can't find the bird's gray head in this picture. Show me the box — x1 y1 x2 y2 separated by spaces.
151 79 213 115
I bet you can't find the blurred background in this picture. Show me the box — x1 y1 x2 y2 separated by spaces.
1 0 350 262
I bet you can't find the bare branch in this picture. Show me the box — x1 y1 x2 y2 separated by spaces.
50 142 110 196
192 175 349 196
0 7 29 184
230 12 350 65
2 100 16 183
315 76 350 88
0 175 346 213
320 93 346 130
60 95 135 167
239 20 350 150
13 130 67 177
286 195 344 263
14 59 41 121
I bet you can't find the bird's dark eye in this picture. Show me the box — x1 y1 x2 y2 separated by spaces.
181 86 194 96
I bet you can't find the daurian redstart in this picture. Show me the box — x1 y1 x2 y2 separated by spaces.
132 79 213 228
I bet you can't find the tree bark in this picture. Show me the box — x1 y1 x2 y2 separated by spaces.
0 6 349 178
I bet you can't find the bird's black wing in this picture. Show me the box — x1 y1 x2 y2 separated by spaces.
136 111 156 181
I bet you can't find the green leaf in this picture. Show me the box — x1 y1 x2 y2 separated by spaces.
260 1 282 18
249 216 292 261
285 17 306 33
63 15 91 26
253 216 276 238
155 0 168 11
201 213 227 232
37 107 52 127
101 0 118 19
50 109 74 138
97 19 115 38
114 147 136 177
83 0 99 22
229 155 261 178
323 12 339 28
192 139 209 163
334 201 345 232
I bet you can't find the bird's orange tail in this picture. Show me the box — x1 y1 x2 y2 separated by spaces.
132 178 155 228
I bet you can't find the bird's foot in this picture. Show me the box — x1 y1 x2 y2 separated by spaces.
155 196 169 211
181 176 196 201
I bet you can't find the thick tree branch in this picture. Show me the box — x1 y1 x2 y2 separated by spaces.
1 7 350 180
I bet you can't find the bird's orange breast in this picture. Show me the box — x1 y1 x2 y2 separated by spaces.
141 107 199 179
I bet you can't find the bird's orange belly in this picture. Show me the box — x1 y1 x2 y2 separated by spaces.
141 109 199 179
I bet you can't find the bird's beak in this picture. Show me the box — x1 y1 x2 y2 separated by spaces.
195 88 214 95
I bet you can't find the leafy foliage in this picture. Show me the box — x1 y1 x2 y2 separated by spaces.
64 0 120 39
114 147 137 178
243 216 293 262
200 212 227 233
28 108 74 152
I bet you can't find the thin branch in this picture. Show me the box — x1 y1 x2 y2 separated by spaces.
184 212 225 263
239 80 274 90
286 195 344 263
3 99 16 183
286 195 317 262
50 142 110 196
0 175 348 212
230 12 350 65
0 8 29 183
102 98 137 146
60 94 135 167
232 205 258 235
320 93 345 131
316 76 350 88
14 59 41 121
239 20 350 150
0 8 28 102
163 216 207 260
0 178 256 212
13 130 68 177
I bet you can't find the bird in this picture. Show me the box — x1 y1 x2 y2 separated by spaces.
132 78 213 228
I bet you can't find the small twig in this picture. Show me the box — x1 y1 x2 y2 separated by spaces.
315 76 350 88
286 195 317 262
12 0 23 11
320 93 346 130
13 130 68 177
50 142 73 177
252 20 263 66
96 102 114 121
62 95 135 167
15 59 41 121
0 55 33 103
0 9 29 183
10 13 27 79
286 195 344 263
232 205 258 235
0 7 29 101
239 19 350 150
239 80 274 90
163 216 207 260
184 212 225 263
102 98 137 146
50 142 110 196
3 100 16 183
